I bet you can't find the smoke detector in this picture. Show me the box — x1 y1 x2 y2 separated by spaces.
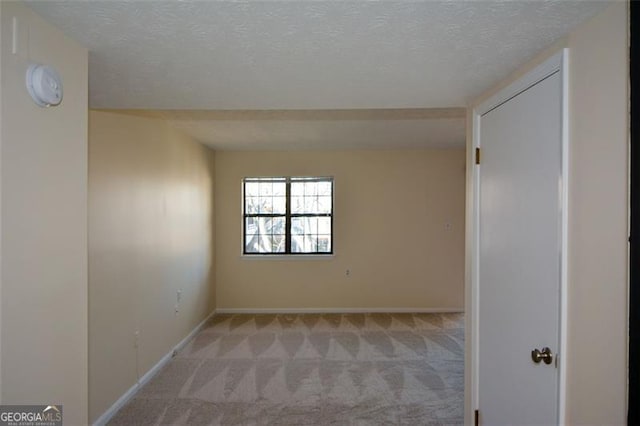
26 64 63 107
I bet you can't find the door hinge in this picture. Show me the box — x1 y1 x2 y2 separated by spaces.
475 409 480 426
475 147 481 165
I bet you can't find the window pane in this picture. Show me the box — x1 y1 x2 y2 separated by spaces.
318 196 332 213
291 234 303 252
244 216 285 253
291 217 303 236
291 217 319 235
304 182 318 196
273 182 286 196
245 184 286 214
245 182 260 197
268 234 285 253
247 196 273 214
290 181 332 214
245 234 262 253
317 235 331 252
291 235 318 253
270 217 286 234
291 182 304 196
290 214 331 253
259 182 272 196
246 238 274 253
305 236 318 252
311 217 319 234
291 194 304 213
246 196 260 214
260 197 273 214
318 217 331 234
245 234 286 253
245 217 286 236
265 197 285 214
292 196 326 214
304 197 317 213
318 181 332 196
273 196 286 214
308 217 319 234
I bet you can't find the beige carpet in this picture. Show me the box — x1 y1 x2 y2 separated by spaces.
109 313 464 425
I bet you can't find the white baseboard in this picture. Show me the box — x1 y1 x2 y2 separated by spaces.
93 309 216 426
215 307 464 314
92 377 140 426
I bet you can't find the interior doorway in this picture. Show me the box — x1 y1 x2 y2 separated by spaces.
470 50 569 424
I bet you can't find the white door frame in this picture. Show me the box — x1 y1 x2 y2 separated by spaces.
466 48 569 425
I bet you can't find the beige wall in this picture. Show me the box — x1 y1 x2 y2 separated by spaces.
89 111 216 422
215 149 465 310
465 3 628 424
0 2 88 424
565 3 628 423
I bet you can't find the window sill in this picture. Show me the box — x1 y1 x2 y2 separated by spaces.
240 254 334 261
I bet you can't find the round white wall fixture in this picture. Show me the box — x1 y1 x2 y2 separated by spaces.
26 64 63 107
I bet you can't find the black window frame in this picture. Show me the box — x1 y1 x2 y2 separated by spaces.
242 176 334 256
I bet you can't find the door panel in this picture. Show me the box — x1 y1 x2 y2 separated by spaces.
478 72 562 425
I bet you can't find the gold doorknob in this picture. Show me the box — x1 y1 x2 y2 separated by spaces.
531 347 553 365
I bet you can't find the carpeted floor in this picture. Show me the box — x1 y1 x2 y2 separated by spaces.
109 312 464 425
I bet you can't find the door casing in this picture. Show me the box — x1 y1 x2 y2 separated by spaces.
466 49 569 424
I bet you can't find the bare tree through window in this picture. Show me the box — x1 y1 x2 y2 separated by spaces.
243 177 333 255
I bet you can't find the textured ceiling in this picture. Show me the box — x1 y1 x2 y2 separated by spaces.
27 0 608 110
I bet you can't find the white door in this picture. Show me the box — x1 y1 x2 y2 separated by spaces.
476 62 564 425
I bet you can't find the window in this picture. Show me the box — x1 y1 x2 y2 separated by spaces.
243 177 333 255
